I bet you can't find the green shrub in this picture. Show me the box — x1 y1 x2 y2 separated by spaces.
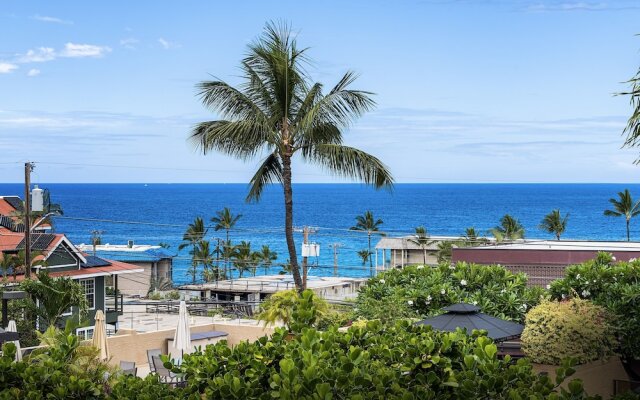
550 252 640 360
256 289 328 332
165 290 181 300
148 292 162 300
521 298 617 365
356 263 546 323
168 321 597 399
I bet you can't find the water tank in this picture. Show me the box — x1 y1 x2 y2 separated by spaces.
302 243 320 257
31 185 44 212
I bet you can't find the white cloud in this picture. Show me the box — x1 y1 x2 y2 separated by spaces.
0 63 18 74
120 38 139 50
27 68 40 77
32 15 73 25
18 47 56 63
60 43 111 58
158 37 180 49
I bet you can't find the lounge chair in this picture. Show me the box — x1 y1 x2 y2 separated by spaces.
119 360 137 376
147 349 161 372
152 356 182 386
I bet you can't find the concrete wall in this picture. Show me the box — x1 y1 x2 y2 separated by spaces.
533 356 629 399
107 322 274 366
117 263 152 297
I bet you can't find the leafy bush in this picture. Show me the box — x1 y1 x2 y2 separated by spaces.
257 289 328 332
521 298 617 365
550 252 640 360
356 263 546 323
169 321 596 399
165 290 181 300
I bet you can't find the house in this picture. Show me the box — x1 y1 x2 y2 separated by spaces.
374 236 463 271
0 194 143 337
0 195 52 232
76 243 175 297
451 240 640 287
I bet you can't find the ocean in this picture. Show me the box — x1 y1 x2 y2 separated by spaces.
0 183 638 284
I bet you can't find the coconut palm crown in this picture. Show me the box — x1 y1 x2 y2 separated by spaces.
539 209 569 240
350 211 385 275
604 189 640 241
490 214 525 242
191 23 393 290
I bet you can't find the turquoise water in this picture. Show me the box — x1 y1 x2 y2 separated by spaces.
0 183 638 284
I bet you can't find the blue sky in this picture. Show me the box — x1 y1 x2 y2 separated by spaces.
1 0 639 183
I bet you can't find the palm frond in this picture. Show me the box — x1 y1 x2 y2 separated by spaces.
190 120 273 159
246 152 283 202
304 144 393 189
196 80 269 122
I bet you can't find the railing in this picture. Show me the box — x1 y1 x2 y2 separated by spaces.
105 294 124 315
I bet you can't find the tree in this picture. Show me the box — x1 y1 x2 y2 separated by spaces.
232 241 258 278
20 271 88 329
357 249 371 265
190 23 393 291
604 189 640 241
0 254 17 280
436 241 454 263
539 209 569 240
490 214 525 242
620 64 640 162
179 217 207 284
211 207 242 278
461 227 488 246
351 211 385 276
408 226 434 265
194 240 217 283
256 245 278 275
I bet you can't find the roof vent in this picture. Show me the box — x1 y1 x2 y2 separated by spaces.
127 240 134 248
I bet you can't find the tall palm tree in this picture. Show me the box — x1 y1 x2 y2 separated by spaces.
179 217 207 284
490 214 525 242
539 209 569 240
194 240 217 282
620 66 640 161
350 211 385 276
408 226 434 265
256 245 278 275
190 23 393 290
211 207 242 243
604 189 640 241
211 207 242 279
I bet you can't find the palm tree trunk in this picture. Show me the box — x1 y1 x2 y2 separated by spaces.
627 219 631 241
423 248 427 265
368 234 373 277
282 155 303 290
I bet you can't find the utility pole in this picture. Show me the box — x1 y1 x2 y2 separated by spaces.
91 230 104 256
330 243 343 277
24 162 34 279
300 226 318 289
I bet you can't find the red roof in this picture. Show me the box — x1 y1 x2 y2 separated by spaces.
0 199 17 216
3 259 143 283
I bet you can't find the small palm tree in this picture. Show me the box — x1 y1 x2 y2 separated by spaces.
490 214 525 242
191 23 393 291
461 227 488 246
408 226 434 265
604 189 640 241
357 249 371 266
436 241 454 264
211 208 242 277
539 209 569 240
350 211 384 276
194 240 217 282
179 217 207 284
256 245 278 275
232 241 257 278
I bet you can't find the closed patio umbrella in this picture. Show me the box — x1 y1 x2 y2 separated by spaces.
415 303 524 342
173 301 191 357
92 310 110 361
6 320 21 361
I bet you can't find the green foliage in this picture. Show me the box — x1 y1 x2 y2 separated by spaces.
490 214 525 242
109 375 186 400
604 189 640 241
521 298 617 365
257 289 328 332
21 270 88 328
168 321 596 399
539 209 569 240
165 290 180 300
550 252 640 360
356 263 546 323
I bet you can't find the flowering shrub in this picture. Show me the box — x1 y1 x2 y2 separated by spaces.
355 263 546 323
549 252 640 360
521 298 617 365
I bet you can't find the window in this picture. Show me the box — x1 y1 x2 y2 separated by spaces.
79 278 95 309
76 327 94 340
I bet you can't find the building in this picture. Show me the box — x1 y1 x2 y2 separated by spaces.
179 275 367 304
374 236 463 271
452 240 640 286
76 243 175 297
0 194 143 336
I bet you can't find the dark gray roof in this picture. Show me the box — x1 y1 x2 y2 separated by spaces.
415 303 524 342
3 197 23 212
81 255 112 268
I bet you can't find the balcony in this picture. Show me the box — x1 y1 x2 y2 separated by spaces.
105 294 123 324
